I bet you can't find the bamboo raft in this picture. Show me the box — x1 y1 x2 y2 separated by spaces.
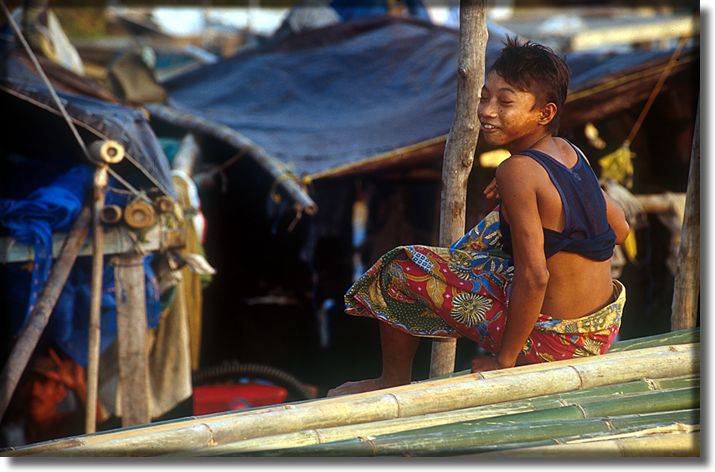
1 328 700 457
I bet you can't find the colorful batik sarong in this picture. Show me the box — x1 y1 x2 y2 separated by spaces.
344 208 625 365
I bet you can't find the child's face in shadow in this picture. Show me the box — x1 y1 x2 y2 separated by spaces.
478 71 548 151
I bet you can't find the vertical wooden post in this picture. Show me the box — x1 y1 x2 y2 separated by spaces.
430 0 488 378
671 100 700 330
0 205 91 422
84 169 107 434
114 253 151 426
85 139 124 433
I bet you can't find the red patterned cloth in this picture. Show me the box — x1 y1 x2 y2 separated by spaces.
345 208 625 364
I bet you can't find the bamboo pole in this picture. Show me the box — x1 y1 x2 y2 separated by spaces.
0 204 91 422
146 103 317 216
431 0 488 379
442 327 699 379
263 409 699 457
189 377 698 456
86 139 125 434
172 133 200 177
4 343 698 456
671 99 700 330
466 429 699 457
113 253 150 427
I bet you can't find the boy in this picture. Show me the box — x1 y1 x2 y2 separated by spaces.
328 38 629 397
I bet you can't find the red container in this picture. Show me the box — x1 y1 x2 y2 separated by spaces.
192 383 288 415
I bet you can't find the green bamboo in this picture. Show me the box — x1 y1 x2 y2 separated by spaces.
192 376 698 456
473 431 700 457
258 409 699 457
4 343 698 456
253 389 698 457
609 328 699 352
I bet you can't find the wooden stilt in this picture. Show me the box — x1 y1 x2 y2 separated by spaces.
431 0 488 378
0 204 91 421
671 99 700 330
114 253 151 427
84 173 106 434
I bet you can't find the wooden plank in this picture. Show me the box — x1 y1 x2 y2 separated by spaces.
114 253 151 427
0 223 175 263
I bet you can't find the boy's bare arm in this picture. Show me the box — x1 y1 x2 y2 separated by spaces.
477 158 549 371
602 190 630 245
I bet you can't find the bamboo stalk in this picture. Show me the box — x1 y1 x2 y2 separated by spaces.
0 204 92 422
431 0 488 378
441 327 699 379
12 341 689 455
172 133 200 177
470 430 699 457
4 343 698 456
260 409 699 457
609 327 699 352
251 388 698 456
84 178 105 434
188 378 699 456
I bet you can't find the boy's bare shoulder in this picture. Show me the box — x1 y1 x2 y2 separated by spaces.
496 154 544 185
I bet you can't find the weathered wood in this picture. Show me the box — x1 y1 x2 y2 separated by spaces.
114 253 150 427
146 103 318 215
431 0 488 379
0 224 163 263
671 99 700 330
0 205 91 422
635 193 685 214
4 343 698 456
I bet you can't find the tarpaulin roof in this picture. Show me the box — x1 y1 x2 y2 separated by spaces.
160 15 697 181
0 38 175 198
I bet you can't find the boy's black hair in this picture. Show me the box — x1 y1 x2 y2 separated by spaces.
490 36 570 134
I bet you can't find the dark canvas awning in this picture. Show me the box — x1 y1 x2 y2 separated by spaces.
158 16 697 182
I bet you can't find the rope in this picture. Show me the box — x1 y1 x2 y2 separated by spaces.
625 37 689 146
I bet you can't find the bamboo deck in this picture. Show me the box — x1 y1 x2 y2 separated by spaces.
1 328 700 457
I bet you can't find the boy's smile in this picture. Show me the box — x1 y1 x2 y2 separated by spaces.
478 71 554 152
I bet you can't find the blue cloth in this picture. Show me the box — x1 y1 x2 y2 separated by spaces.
0 165 93 319
1 163 162 366
499 140 616 261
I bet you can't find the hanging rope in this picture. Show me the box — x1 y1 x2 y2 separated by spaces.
624 36 689 147
599 36 690 189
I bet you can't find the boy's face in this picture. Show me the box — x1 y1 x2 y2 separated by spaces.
478 71 551 151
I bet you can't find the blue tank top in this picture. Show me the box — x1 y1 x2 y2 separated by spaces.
499 141 616 261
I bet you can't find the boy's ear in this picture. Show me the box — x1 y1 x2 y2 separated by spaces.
538 103 558 126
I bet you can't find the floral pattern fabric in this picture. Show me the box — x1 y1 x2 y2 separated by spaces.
344 207 625 365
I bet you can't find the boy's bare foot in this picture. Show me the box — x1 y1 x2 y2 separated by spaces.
326 378 397 397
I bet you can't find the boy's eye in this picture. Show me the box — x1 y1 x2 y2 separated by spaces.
499 100 513 105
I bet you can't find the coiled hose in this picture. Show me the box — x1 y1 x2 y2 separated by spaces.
192 361 314 402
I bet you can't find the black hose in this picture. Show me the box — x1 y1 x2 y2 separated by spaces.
192 361 313 402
